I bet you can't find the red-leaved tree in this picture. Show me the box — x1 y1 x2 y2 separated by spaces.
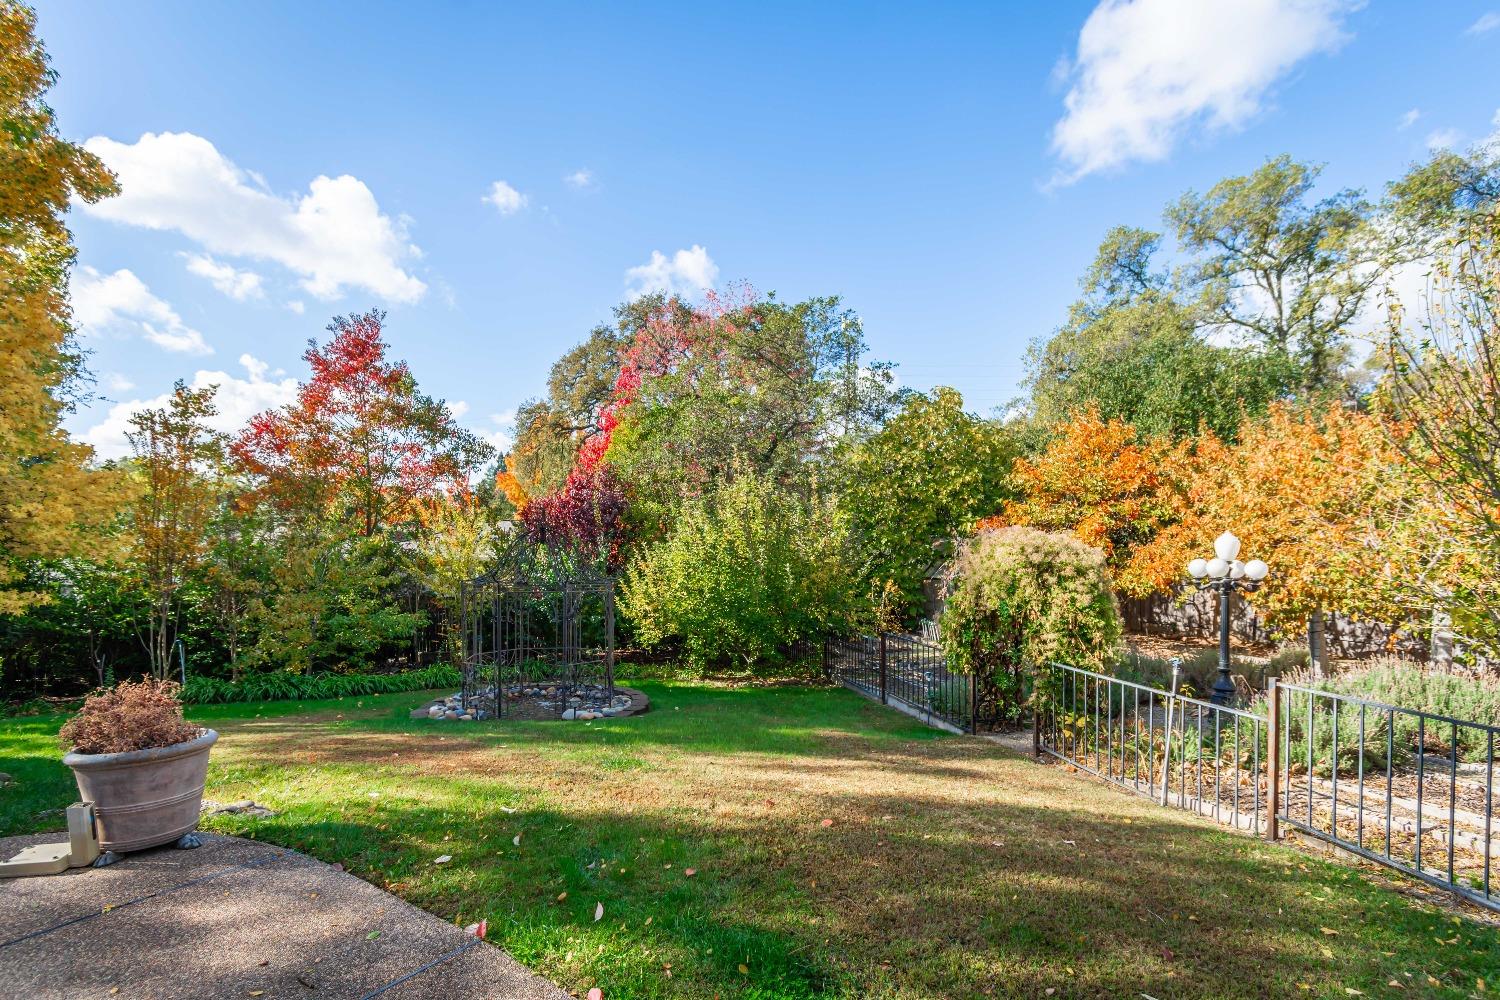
232 311 490 536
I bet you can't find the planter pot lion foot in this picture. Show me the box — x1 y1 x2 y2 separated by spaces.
176 832 203 849
92 851 122 868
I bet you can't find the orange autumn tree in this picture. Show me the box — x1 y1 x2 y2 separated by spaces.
993 407 1183 571
1121 402 1404 633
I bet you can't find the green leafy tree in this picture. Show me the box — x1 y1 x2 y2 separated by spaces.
839 388 1016 619
127 382 226 678
620 469 856 668
1025 226 1297 441
246 527 422 674
608 291 898 520
1167 155 1378 393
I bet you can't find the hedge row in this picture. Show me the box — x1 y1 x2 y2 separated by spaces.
181 664 462 705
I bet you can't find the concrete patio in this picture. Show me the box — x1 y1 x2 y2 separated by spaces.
0 832 568 1000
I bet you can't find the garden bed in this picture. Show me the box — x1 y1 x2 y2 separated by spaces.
411 684 649 722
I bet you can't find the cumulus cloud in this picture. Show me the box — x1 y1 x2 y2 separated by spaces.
1398 108 1421 130
81 131 426 303
71 266 212 355
480 408 516 454
181 252 263 301
1050 0 1356 183
1426 127 1463 151
1467 12 1500 35
80 354 299 460
624 245 718 299
564 168 595 189
482 180 527 215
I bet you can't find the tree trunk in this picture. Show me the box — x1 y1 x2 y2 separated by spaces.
1430 605 1455 672
1307 610 1326 679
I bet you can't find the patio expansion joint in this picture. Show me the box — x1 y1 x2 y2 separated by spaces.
0 850 291 950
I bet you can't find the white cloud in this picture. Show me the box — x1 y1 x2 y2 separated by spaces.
480 408 516 454
80 353 299 460
181 252 263 301
286 300 306 315
482 180 527 215
564 168 595 189
81 131 426 303
1466 11 1500 35
103 373 135 393
1426 127 1463 151
624 245 718 299
1050 0 1356 183
71 266 212 355
449 399 471 419
1398 108 1421 130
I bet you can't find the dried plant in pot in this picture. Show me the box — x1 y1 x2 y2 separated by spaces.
59 678 217 865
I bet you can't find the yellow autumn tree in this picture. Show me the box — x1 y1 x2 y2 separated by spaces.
1121 403 1404 633
412 487 501 660
0 3 125 613
997 406 1184 571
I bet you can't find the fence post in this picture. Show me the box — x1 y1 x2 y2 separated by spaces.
878 632 888 705
1266 675 1280 841
1159 665 1180 807
1032 682 1041 759
968 674 978 735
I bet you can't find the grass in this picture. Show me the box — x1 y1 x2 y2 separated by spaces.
2 681 1498 998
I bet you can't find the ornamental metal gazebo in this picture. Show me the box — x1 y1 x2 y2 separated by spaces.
458 538 616 719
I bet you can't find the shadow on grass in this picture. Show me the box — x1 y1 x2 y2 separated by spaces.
7 681 1500 998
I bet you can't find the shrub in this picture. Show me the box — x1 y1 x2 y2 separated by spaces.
620 471 857 668
59 678 202 755
941 526 1122 719
180 664 462 705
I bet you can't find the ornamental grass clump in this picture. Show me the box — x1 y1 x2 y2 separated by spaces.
941 526 1122 720
59 678 202 755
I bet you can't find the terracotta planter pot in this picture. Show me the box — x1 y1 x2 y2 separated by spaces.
63 729 218 853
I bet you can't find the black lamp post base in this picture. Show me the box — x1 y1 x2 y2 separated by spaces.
1210 671 1237 706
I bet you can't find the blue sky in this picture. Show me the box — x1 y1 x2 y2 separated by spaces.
36 0 1500 457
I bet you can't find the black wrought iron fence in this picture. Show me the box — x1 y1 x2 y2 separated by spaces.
1037 664 1500 913
1274 680 1498 912
824 632 975 732
1037 664 1271 835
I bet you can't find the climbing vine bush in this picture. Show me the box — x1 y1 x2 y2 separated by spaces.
941 527 1122 719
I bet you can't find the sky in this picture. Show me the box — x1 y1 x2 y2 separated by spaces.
35 0 1500 459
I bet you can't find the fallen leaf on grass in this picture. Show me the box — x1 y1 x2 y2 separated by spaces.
434 855 452 864
464 919 487 939
684 868 697 877
1319 927 1340 936
557 892 568 902
594 902 604 922
512 834 522 846
738 964 750 975
587 990 603 1000
819 819 833 828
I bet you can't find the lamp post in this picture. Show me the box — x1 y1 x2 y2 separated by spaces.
1186 531 1269 706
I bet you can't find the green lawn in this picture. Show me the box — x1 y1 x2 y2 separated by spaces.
3 681 1497 999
